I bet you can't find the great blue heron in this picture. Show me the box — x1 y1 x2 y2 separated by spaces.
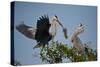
16 15 67 48
71 23 85 53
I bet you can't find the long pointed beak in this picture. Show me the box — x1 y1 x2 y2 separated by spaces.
56 19 64 28
56 19 68 39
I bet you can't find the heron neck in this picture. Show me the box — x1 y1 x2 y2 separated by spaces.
51 20 57 37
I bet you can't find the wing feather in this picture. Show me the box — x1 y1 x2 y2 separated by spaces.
16 23 36 39
35 15 51 42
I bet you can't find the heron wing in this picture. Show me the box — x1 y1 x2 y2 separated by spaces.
35 15 51 42
16 23 36 39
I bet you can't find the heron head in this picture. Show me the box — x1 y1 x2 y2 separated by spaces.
55 15 58 19
52 15 58 22
75 23 85 35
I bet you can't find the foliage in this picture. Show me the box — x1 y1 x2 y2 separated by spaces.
39 41 97 64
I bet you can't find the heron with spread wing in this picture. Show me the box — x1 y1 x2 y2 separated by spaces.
16 15 67 49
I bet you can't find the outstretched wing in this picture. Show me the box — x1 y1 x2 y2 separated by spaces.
35 15 51 42
16 23 36 39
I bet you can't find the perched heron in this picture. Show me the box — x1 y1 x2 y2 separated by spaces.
55 15 68 39
71 23 85 53
51 15 68 40
16 15 67 49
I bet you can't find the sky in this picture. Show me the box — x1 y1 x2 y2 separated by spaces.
13 1 97 65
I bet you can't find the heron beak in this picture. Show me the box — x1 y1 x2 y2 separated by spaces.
56 19 59 23
56 19 68 39
56 19 63 28
57 19 60 23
